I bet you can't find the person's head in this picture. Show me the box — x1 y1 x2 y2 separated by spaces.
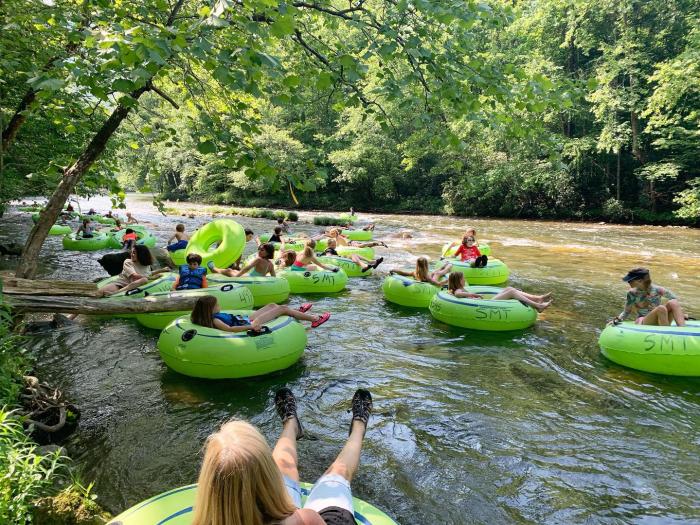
273 226 282 235
244 228 254 241
126 211 133 217
415 257 430 281
282 250 297 267
277 217 284 225
329 228 340 238
82 218 90 226
303 245 315 259
466 228 476 237
191 420 295 525
448 272 465 293
131 244 153 266
305 239 316 249
328 238 337 249
622 268 651 290
258 243 274 260
125 228 134 235
462 235 475 246
186 253 202 270
176 223 185 233
191 295 219 327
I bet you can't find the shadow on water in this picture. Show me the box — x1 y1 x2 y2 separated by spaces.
3 197 700 524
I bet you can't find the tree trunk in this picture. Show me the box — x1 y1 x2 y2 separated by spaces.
1 90 38 153
616 149 621 201
15 85 150 279
4 294 201 314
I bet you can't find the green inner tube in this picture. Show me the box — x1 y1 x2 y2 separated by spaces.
317 255 371 277
444 258 509 285
135 283 254 330
279 268 348 293
157 310 308 379
442 242 491 257
337 245 374 260
429 287 538 331
49 224 72 236
598 320 700 376
62 232 110 251
342 229 373 241
205 274 290 307
382 274 441 308
108 482 397 525
108 227 156 249
186 219 245 269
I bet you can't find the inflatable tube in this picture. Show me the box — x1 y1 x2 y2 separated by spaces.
206 274 290 307
343 229 373 241
170 249 187 266
157 310 308 379
107 227 156 249
598 320 700 376
444 258 509 285
279 268 348 293
382 274 441 308
108 482 398 525
429 287 538 331
317 255 372 277
97 274 177 299
62 233 110 251
186 219 245 269
337 246 375 260
19 206 43 213
257 234 308 252
442 242 491 257
135 284 254 330
49 224 72 236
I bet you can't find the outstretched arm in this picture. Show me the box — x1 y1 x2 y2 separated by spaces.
213 318 252 333
389 269 413 276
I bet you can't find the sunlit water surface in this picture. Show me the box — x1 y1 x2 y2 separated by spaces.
2 195 699 524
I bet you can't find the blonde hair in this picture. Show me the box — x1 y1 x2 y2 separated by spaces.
415 257 430 282
192 420 296 525
448 272 465 293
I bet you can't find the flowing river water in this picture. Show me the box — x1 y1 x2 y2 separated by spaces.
2 194 700 524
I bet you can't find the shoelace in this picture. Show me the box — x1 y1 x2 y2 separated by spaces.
352 397 372 423
276 396 297 421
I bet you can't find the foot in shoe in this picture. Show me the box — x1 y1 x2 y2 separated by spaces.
349 388 372 435
274 388 304 439
372 257 384 269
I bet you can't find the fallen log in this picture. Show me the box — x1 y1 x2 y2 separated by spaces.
0 273 101 297
3 294 200 314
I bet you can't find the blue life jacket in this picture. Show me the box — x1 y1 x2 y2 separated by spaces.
213 312 250 327
177 265 206 290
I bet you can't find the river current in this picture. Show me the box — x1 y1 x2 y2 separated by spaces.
1 194 699 524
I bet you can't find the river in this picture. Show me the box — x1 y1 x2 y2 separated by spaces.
2 194 699 524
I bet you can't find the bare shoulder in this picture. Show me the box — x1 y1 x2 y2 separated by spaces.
282 508 326 525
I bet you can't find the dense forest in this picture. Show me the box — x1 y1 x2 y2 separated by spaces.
2 0 699 227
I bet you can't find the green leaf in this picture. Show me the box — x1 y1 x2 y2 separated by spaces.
35 78 65 91
316 71 333 89
113 78 136 93
270 15 295 37
197 140 216 154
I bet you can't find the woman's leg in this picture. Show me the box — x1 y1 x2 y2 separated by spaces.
103 277 147 296
642 305 670 326
250 305 321 329
272 416 301 481
665 299 686 327
350 254 369 270
492 287 552 311
432 262 452 279
517 290 552 302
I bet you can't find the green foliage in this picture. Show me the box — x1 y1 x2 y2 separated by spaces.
0 308 29 406
674 179 700 220
313 216 350 226
0 409 64 523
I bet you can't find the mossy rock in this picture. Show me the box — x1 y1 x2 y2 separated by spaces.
33 487 111 525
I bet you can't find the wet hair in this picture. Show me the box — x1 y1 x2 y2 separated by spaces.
191 296 217 328
281 251 297 267
176 223 185 232
125 228 134 234
191 420 295 525
277 218 284 224
186 253 202 265
415 257 430 282
274 226 282 235
244 228 254 237
132 244 153 266
259 243 274 259
448 272 465 293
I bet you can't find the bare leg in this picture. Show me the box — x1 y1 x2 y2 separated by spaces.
249 305 320 329
350 254 369 270
665 299 686 327
492 287 552 311
324 420 366 482
272 418 300 482
642 305 669 326
102 277 148 297
431 262 452 279
518 290 553 302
